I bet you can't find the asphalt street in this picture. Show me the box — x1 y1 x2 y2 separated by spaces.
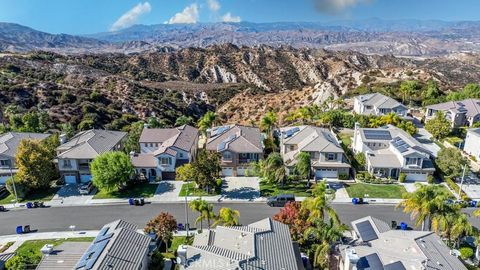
2 203 479 236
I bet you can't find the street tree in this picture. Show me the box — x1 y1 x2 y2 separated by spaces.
144 212 177 251
436 148 468 178
273 201 310 243
213 207 240 226
302 182 340 224
90 151 134 192
425 111 451 139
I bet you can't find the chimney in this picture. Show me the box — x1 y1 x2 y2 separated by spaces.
59 134 68 144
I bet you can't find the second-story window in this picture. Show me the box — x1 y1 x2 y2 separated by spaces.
327 153 337 161
63 159 72 168
160 157 171 165
223 152 232 160
0 159 11 167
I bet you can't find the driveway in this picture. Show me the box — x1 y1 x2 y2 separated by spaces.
222 177 260 201
51 184 94 205
151 181 183 202
460 172 480 199
414 126 441 157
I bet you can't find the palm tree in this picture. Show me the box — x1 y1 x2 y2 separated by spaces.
381 112 401 126
368 117 384 128
260 111 278 138
302 182 340 224
200 202 216 228
263 153 286 186
189 198 208 230
198 111 218 135
213 207 240 226
397 184 450 231
431 204 473 247
295 152 311 184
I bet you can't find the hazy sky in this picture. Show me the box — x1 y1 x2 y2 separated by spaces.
1 0 479 34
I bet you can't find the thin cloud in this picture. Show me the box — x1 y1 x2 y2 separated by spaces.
222 12 241 23
207 0 221 12
111 2 151 31
314 0 371 15
167 3 199 24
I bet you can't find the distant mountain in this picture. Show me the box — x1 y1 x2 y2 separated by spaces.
2 19 480 56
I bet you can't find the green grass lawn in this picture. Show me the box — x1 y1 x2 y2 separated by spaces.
178 182 220 197
93 183 158 199
0 187 60 205
345 183 407 199
7 237 94 268
338 132 353 147
260 181 312 197
162 236 193 259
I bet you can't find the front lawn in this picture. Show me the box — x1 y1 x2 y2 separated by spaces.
260 181 312 197
0 187 60 205
93 182 158 199
345 183 407 199
5 237 94 269
178 182 220 197
338 132 353 147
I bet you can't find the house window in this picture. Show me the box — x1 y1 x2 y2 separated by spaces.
160 157 171 165
63 160 72 168
155 143 159 147
406 158 418 165
327 153 337 161
289 145 295 151
0 159 11 167
179 152 184 158
223 152 232 160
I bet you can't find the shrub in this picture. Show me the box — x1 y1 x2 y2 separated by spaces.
445 178 470 201
149 250 165 270
338 173 349 180
5 177 29 200
427 175 434 184
216 178 223 188
399 173 406 183
460 246 474 260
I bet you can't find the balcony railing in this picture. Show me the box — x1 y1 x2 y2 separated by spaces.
238 158 258 164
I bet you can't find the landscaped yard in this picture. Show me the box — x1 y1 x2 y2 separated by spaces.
162 236 193 259
5 237 94 269
93 182 158 199
338 132 353 147
260 181 312 197
178 182 220 197
345 183 407 199
0 187 60 205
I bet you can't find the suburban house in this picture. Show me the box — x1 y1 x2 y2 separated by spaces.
56 129 127 184
280 126 350 179
425 99 480 127
178 218 305 270
353 93 408 116
131 125 199 180
0 132 51 184
36 220 151 270
464 128 480 161
339 216 467 270
353 124 435 181
206 125 263 177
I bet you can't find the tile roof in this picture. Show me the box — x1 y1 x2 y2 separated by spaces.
36 242 92 270
184 218 304 270
356 93 407 110
141 125 198 154
426 99 480 118
131 153 156 168
57 129 127 159
206 125 263 153
0 132 51 158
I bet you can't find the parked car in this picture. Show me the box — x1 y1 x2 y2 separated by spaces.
267 194 295 207
79 181 94 195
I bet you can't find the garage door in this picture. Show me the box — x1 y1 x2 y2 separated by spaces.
0 176 8 184
315 169 338 179
405 172 428 181
64 175 77 184
237 167 247 176
80 174 92 183
222 167 233 177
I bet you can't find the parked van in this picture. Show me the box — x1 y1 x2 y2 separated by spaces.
267 194 295 207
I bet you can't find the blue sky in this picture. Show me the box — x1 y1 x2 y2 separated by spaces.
0 0 480 34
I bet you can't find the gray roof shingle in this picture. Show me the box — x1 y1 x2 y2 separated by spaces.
206 125 263 153
57 129 127 159
0 132 51 158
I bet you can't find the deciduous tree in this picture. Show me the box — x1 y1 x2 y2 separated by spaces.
425 111 451 139
436 148 468 178
90 151 134 192
144 212 177 251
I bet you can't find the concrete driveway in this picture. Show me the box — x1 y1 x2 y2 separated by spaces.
414 126 441 157
460 172 480 199
151 181 183 202
51 184 94 205
222 177 260 201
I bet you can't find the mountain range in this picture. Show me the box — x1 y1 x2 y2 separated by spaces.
2 19 480 56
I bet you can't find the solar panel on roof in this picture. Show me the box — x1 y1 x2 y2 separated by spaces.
384 261 407 270
356 253 384 270
355 220 378 242
283 127 300 139
211 126 230 137
363 130 392 140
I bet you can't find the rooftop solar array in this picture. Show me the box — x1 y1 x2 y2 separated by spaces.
210 126 230 138
283 127 300 139
391 137 411 153
363 130 392 141
217 134 237 151
355 220 378 242
384 261 407 270
75 226 113 270
356 253 384 270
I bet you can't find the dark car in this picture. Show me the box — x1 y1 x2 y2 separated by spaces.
78 181 94 195
267 194 295 207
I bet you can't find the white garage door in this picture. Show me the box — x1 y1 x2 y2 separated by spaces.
222 167 233 177
315 169 338 179
0 176 8 184
64 175 77 184
236 167 247 176
80 174 92 183
405 172 428 181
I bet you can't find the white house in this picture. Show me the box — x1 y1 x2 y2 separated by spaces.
353 93 408 117
353 124 434 181
131 125 199 180
464 128 480 161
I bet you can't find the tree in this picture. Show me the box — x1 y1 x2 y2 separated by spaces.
295 152 311 183
400 80 418 104
260 111 278 137
123 121 144 154
425 111 451 140
15 139 58 190
397 120 417 135
431 204 473 247
60 123 75 139
175 115 194 126
214 207 240 226
144 212 177 251
149 250 165 270
397 184 451 231
176 163 195 182
302 182 340 224
147 116 164 128
191 150 221 191
273 201 310 242
90 151 134 192
262 153 286 186
198 111 218 135
189 199 215 229
436 148 468 178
